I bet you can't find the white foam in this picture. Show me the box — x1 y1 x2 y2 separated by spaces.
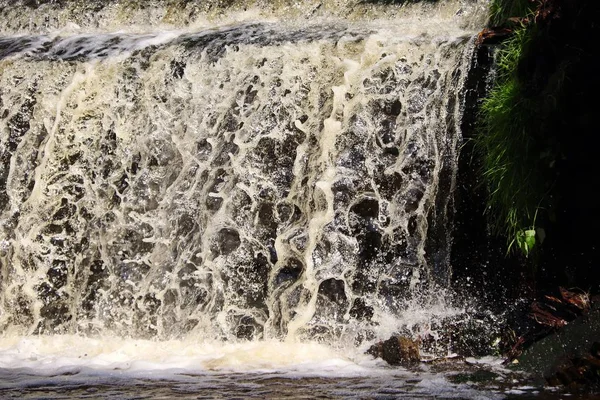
0 335 379 378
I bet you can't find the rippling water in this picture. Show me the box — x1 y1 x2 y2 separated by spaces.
0 365 559 399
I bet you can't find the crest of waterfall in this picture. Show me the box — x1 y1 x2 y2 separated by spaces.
0 1 485 344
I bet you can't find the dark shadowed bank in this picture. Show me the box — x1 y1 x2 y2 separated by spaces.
452 0 600 392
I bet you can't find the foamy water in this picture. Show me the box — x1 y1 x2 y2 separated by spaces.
0 335 551 399
0 335 372 375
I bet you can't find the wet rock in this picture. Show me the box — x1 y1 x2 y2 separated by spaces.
516 299 600 384
504 288 594 363
316 278 348 319
234 315 263 340
275 258 303 286
170 60 185 79
213 228 241 256
349 297 373 321
367 335 420 366
545 342 600 391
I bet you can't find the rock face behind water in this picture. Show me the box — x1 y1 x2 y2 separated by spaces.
367 335 420 366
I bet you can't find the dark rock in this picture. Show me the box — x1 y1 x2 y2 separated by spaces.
213 228 241 256
503 288 593 363
545 342 600 391
367 335 420 366
516 301 600 382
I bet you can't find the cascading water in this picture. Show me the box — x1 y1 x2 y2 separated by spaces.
0 1 543 398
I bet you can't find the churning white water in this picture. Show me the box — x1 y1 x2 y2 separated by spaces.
0 0 551 398
1 14 473 340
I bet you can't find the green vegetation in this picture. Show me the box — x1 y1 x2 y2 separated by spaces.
472 0 599 288
488 0 532 27
476 1 558 257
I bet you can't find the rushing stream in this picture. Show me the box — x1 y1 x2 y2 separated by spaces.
0 0 565 398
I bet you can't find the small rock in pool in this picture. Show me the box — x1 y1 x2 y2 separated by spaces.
367 335 420 366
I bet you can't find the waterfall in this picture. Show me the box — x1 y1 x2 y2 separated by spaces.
0 1 487 347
